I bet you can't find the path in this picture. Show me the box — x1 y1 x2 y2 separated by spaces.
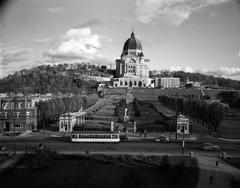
196 155 240 188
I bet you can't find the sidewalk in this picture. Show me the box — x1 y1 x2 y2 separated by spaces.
123 132 198 142
196 155 240 188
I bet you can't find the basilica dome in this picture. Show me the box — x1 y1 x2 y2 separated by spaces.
123 32 142 52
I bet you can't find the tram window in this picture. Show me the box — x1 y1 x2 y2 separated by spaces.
112 135 118 139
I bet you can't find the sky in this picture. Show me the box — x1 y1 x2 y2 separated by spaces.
0 0 240 80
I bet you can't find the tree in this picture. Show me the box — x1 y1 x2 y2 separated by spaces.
209 102 224 132
217 91 239 107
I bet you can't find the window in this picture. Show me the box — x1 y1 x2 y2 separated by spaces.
18 102 22 109
16 112 20 118
15 124 22 128
5 112 8 119
112 135 118 139
72 134 77 138
26 111 31 117
61 122 64 129
120 81 123 86
125 81 128 86
27 102 31 108
3 103 10 109
11 103 14 109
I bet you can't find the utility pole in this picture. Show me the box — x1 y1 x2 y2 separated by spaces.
13 93 16 155
169 117 172 140
175 101 178 140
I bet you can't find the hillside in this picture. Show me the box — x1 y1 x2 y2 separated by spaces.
0 63 105 94
150 71 240 89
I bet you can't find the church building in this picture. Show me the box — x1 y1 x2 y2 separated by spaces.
113 31 150 88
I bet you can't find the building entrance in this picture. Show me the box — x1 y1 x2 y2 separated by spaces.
5 122 10 131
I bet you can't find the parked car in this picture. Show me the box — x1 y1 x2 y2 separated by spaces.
200 143 220 151
0 145 7 152
120 135 128 142
154 135 169 143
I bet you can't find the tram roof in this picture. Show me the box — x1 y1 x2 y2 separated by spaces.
72 131 120 134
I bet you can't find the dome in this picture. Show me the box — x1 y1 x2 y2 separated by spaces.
123 32 142 52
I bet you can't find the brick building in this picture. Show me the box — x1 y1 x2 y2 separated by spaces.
0 97 38 132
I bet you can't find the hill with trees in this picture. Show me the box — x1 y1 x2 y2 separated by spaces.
0 63 107 94
150 70 240 89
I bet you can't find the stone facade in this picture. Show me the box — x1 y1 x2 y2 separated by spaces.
59 111 86 133
114 31 149 88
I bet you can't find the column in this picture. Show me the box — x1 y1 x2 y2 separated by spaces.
133 121 137 133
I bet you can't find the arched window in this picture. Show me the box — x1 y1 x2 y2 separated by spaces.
120 81 123 86
129 81 133 87
134 81 137 86
125 81 128 86
139 81 142 87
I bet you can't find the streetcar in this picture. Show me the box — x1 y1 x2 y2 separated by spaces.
71 131 120 143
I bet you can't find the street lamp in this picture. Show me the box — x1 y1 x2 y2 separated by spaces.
181 125 185 154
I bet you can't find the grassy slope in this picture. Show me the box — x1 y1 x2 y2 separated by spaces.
1 155 199 188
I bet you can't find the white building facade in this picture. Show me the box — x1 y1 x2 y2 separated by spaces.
159 77 180 88
59 111 86 132
114 31 149 88
177 114 190 135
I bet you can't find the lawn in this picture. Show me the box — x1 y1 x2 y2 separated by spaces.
133 101 173 132
1 154 199 188
218 119 240 139
224 157 240 169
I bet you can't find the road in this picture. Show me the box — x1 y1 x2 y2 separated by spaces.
1 138 240 157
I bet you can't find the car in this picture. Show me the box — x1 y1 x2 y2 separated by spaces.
120 135 128 142
154 135 169 143
200 143 220 151
0 144 7 152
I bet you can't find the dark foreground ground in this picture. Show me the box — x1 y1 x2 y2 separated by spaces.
1 153 199 188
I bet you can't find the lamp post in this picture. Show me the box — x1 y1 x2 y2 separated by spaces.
13 93 16 155
182 125 185 154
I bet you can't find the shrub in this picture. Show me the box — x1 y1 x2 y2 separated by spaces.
161 155 171 172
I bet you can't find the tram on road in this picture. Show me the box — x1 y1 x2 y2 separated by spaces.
71 131 120 143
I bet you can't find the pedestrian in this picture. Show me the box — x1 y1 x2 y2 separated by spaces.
216 160 219 167
140 132 142 137
209 176 213 184
144 129 147 138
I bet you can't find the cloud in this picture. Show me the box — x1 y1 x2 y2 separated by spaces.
33 38 53 43
206 67 240 77
167 66 240 78
169 66 194 73
0 47 32 66
47 6 67 14
135 0 230 26
0 46 34 78
45 27 107 62
75 18 103 28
